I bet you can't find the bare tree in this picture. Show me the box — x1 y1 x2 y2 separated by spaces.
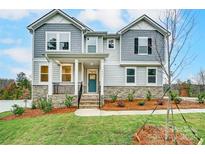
154 10 196 142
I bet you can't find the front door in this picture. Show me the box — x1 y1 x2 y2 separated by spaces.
88 74 97 92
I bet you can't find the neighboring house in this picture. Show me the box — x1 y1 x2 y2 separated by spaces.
28 9 169 107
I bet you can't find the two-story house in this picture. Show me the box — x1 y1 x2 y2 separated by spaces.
28 9 169 107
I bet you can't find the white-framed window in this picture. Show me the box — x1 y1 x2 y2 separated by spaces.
107 39 115 49
61 64 73 82
40 65 48 82
147 67 157 84
126 67 136 84
86 37 98 53
46 32 71 51
138 37 148 55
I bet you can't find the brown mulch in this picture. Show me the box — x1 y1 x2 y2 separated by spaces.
133 125 195 145
102 99 205 111
0 107 77 121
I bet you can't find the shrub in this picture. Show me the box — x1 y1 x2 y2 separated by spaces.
138 101 145 106
31 102 37 109
169 90 178 101
110 91 119 102
197 93 205 104
37 98 52 113
117 101 125 107
174 97 182 104
64 95 75 108
127 90 135 102
146 90 152 101
11 104 25 116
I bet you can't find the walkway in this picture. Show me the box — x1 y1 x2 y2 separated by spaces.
75 108 205 117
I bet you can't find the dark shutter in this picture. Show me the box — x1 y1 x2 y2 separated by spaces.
148 38 152 54
134 38 138 54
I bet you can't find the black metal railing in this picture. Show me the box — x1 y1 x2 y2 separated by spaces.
77 82 83 109
98 84 101 108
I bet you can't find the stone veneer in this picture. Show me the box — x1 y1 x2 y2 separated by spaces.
104 86 163 100
32 85 48 102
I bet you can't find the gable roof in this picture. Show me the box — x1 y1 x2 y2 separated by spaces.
27 9 93 32
117 14 170 36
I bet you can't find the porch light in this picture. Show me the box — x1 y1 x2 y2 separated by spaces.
90 62 94 66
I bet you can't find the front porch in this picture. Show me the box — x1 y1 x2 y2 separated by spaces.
45 52 108 97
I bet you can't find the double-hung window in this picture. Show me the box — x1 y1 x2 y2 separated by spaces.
40 65 48 82
134 37 152 55
61 65 72 82
147 68 157 84
86 37 97 53
46 32 70 51
107 39 115 49
126 68 136 84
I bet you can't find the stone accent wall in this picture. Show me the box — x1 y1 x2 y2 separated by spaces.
53 85 75 94
32 85 48 102
104 86 163 100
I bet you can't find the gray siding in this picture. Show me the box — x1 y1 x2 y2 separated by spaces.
34 23 82 58
103 39 120 63
121 30 165 61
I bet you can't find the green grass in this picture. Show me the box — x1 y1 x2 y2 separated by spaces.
0 112 205 144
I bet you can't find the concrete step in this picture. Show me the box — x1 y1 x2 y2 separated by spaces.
79 104 99 109
80 101 98 105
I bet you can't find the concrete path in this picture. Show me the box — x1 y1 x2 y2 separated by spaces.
75 108 205 117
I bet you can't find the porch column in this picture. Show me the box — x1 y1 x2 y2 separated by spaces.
74 59 78 95
48 60 53 96
100 59 104 95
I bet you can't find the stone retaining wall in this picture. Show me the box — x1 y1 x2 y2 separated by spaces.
104 86 163 100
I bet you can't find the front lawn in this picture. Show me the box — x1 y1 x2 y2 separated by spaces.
0 112 205 144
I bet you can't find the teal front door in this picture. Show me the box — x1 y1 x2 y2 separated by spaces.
88 74 97 92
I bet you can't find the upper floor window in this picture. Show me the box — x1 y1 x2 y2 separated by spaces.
147 68 157 84
46 32 70 51
107 39 115 49
126 67 136 84
134 37 152 55
86 37 98 53
40 65 48 82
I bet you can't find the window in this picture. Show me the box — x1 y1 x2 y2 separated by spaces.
148 68 157 84
134 37 152 55
86 37 97 53
107 39 115 49
40 65 48 82
61 65 72 82
46 32 70 51
126 68 135 84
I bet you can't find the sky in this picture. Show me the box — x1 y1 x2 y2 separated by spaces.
0 9 205 82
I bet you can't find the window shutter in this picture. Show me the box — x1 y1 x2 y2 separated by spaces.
134 38 138 54
148 38 152 54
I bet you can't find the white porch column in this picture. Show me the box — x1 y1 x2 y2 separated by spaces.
48 60 53 96
81 62 84 82
75 59 79 95
100 59 104 95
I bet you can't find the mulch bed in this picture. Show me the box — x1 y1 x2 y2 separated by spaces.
133 125 195 145
102 99 205 111
0 107 77 121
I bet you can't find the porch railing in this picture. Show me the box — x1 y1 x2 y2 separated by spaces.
77 82 83 109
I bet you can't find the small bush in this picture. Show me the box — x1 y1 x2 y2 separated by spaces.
11 104 25 116
110 91 119 102
174 97 182 104
197 93 205 104
64 95 75 108
31 102 37 109
37 98 52 113
146 90 152 101
169 90 178 101
117 101 125 107
127 90 135 102
138 101 145 106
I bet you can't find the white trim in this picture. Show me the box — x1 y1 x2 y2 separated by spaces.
74 59 79 95
33 58 47 62
81 62 84 82
120 61 161 65
100 59 104 95
60 64 73 82
86 36 98 53
107 38 115 49
39 64 49 85
82 31 84 53
87 69 98 93
147 67 157 86
120 35 122 63
48 60 53 95
45 31 71 52
125 67 136 86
